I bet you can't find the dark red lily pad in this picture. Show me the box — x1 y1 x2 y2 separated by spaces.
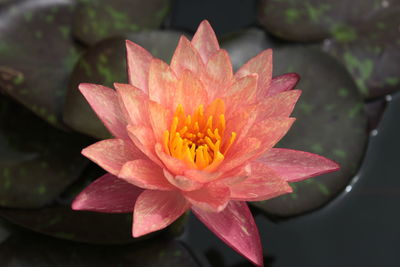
72 0 171 46
258 0 400 42
322 8 400 99
221 28 275 71
63 31 184 139
252 46 368 216
0 0 81 127
0 232 201 266
0 95 90 208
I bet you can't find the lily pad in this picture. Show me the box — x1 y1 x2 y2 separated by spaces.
0 95 90 208
72 0 171 46
252 46 368 216
322 8 400 99
0 232 201 266
258 0 400 42
221 28 275 71
0 0 81 127
63 31 184 139
365 98 387 132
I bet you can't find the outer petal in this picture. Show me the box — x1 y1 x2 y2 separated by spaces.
82 139 142 175
132 190 190 237
126 40 153 94
183 184 230 212
268 73 300 97
119 159 175 191
114 83 149 127
170 36 204 78
163 169 204 191
72 173 142 213
191 20 220 64
230 162 292 201
235 49 272 97
79 83 128 139
255 90 301 121
192 201 263 266
258 148 340 182
127 125 162 166
148 58 178 108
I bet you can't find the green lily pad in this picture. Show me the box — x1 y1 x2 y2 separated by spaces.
63 31 184 139
0 232 201 266
221 28 275 71
72 0 171 46
258 0 400 42
252 46 368 216
0 95 90 208
322 8 400 99
0 0 81 127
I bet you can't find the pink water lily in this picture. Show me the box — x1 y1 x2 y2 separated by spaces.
72 20 339 266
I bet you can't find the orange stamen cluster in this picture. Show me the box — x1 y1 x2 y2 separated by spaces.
163 99 236 171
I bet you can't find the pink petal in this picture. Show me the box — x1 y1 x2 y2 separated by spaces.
192 201 263 266
132 190 190 237
229 162 292 201
163 169 204 191
235 49 272 97
255 90 301 121
82 139 142 175
114 83 149 127
119 159 175 191
127 125 163 167
72 173 142 213
148 58 178 108
79 83 128 139
170 36 204 78
191 20 220 64
205 49 234 99
184 169 221 183
126 40 153 94
268 73 300 97
183 184 230 212
174 69 208 114
148 101 172 142
221 117 295 173
154 143 187 175
258 148 340 182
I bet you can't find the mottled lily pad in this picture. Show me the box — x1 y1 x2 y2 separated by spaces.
72 0 171 45
221 28 275 71
63 31 184 139
0 232 201 266
0 0 81 127
252 46 368 216
0 95 90 208
322 8 400 99
258 0 400 42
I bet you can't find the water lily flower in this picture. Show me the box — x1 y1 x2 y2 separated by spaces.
72 20 339 266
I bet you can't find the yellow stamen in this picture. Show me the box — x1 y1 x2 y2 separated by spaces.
163 99 235 170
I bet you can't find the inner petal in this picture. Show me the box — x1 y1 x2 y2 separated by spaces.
163 98 236 171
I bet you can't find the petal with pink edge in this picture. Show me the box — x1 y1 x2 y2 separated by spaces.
170 36 204 78
255 90 301 121
148 101 172 142
114 83 149 127
82 139 143 175
72 173 142 213
258 148 340 182
235 49 272 97
268 73 300 97
183 184 230 212
155 143 188 175
230 162 292 201
205 49 234 99
148 58 178 108
191 20 220 64
192 201 263 266
79 83 128 139
119 159 175 191
126 40 153 94
163 169 204 191
132 190 190 237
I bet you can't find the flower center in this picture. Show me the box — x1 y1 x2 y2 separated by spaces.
163 98 236 171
